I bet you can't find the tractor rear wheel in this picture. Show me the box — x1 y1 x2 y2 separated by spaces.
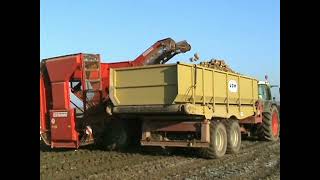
225 120 241 154
200 121 227 159
259 105 280 141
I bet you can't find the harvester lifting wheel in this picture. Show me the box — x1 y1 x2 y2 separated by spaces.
259 105 280 141
99 119 129 151
200 121 227 159
225 119 241 154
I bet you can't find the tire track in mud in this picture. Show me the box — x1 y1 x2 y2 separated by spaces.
88 155 199 180
40 140 279 180
151 140 280 180
223 146 280 180
177 141 280 180
41 150 166 180
85 140 277 180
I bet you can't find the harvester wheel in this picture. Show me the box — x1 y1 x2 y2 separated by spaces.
200 121 227 159
259 105 280 141
225 120 241 154
100 119 129 151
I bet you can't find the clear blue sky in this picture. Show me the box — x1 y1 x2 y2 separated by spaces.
40 0 280 100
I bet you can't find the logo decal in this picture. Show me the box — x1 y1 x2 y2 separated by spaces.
228 80 238 93
53 112 68 118
51 118 55 124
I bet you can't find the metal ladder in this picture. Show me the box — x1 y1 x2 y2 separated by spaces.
82 54 102 112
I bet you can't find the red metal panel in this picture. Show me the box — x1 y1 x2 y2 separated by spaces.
240 101 263 124
46 55 81 82
50 109 78 143
51 141 79 148
72 70 82 79
107 61 132 68
51 82 70 109
141 140 209 148
100 63 110 98
85 71 100 80
147 121 200 132
40 74 48 133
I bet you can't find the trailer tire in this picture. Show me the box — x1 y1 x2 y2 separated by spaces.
100 119 129 151
225 120 241 154
259 105 280 141
200 121 227 159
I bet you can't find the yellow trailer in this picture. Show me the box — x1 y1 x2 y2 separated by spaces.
108 62 278 159
110 62 258 120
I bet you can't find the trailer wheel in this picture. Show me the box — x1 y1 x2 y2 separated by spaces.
225 120 241 154
259 105 280 141
100 119 129 151
200 121 227 159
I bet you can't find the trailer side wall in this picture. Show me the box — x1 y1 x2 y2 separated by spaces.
110 63 258 119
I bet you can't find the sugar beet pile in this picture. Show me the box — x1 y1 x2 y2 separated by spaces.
199 59 240 74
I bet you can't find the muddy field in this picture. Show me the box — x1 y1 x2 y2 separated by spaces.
40 139 280 180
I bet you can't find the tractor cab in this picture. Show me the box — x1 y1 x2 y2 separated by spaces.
258 76 280 113
258 81 272 101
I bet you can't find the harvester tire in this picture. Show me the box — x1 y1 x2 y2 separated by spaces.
200 121 227 159
259 105 280 141
225 120 241 154
101 119 129 151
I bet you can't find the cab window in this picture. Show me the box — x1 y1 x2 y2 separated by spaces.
258 84 271 100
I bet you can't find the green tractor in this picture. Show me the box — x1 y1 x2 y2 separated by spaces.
257 78 280 141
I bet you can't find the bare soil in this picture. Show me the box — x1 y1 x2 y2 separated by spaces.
40 139 280 180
